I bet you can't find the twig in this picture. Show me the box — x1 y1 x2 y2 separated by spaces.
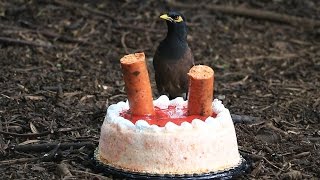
41 85 63 94
0 36 54 48
0 143 62 166
280 170 303 180
306 137 320 143
0 126 85 138
121 32 130 54
261 157 283 171
0 157 39 166
241 151 283 171
0 129 51 137
293 151 311 158
12 141 95 152
265 122 289 137
167 0 320 28
109 94 127 100
236 53 299 62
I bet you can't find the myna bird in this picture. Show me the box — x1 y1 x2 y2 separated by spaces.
153 11 194 100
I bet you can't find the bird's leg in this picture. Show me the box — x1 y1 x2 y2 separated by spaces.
169 94 175 100
182 93 187 100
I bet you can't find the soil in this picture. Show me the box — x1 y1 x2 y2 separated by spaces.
0 0 319 179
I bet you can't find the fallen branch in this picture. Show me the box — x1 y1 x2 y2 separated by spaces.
0 126 85 138
0 143 62 166
231 114 258 124
12 141 95 152
167 0 320 28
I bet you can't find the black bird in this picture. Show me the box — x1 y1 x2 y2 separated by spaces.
153 11 194 100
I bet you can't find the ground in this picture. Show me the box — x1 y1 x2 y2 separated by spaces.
0 0 319 179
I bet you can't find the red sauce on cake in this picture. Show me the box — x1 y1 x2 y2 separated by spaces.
120 106 217 127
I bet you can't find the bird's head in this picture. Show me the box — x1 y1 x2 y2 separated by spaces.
160 11 187 41
160 11 185 24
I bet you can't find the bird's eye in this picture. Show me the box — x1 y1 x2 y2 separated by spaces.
173 16 183 22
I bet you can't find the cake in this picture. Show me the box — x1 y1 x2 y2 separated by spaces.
97 95 241 174
96 52 243 177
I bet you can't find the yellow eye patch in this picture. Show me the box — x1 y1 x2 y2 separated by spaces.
173 16 183 23
160 14 184 23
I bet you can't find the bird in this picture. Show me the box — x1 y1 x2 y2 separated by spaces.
153 11 194 100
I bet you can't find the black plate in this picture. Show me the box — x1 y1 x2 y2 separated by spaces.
92 148 249 179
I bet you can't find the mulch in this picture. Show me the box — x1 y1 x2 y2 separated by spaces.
0 0 319 179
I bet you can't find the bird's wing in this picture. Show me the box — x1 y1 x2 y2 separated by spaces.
153 49 166 94
179 47 194 91
153 46 194 98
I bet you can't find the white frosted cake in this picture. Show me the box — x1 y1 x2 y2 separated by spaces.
98 95 241 174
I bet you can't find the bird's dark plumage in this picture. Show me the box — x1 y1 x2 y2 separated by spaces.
153 11 194 100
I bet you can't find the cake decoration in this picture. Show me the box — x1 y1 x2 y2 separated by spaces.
188 65 214 116
94 51 248 179
120 52 155 116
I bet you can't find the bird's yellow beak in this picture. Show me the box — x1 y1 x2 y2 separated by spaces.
160 14 174 22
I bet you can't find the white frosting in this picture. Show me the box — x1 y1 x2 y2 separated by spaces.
117 101 129 110
191 119 207 129
165 122 179 132
170 97 187 108
135 120 151 131
116 117 135 130
212 99 225 114
99 95 241 174
150 124 163 132
105 97 232 133
205 117 222 130
153 95 170 109
181 122 193 129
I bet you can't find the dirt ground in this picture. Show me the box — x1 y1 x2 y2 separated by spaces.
0 0 319 179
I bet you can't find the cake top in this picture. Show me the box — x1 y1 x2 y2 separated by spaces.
188 65 214 79
104 95 233 133
120 52 145 65
120 52 215 118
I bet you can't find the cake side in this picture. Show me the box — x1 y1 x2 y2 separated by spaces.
98 95 241 174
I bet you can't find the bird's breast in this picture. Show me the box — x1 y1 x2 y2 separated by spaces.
158 39 188 61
